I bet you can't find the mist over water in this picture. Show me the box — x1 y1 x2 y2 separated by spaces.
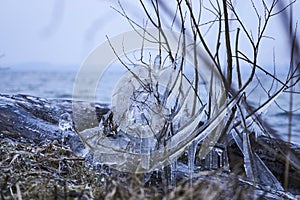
0 66 299 144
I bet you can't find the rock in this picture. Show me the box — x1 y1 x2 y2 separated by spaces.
0 94 109 154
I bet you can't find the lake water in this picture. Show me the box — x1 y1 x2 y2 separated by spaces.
0 68 299 144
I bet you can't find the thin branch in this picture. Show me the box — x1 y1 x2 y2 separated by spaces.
235 28 242 88
222 0 233 87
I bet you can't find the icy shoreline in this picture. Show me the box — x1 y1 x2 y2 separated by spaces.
0 94 300 198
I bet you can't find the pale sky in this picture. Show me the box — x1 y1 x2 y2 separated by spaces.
0 0 132 68
0 0 299 70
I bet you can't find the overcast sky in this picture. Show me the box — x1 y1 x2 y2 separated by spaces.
0 0 299 70
0 0 124 68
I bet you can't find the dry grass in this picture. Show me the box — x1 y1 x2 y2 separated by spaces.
0 138 162 199
1 138 288 200
0 139 98 199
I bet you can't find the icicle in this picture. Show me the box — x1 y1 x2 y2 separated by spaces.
169 161 177 187
216 147 223 166
140 136 151 170
210 148 218 169
59 113 73 132
243 132 255 181
160 166 168 191
222 146 230 172
188 140 197 184
202 144 227 170
242 131 284 190
59 113 75 147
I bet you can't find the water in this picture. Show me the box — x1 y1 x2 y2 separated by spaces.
0 67 299 144
0 69 76 99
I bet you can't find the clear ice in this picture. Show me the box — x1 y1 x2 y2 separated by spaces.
59 113 73 131
74 55 294 195
59 113 75 146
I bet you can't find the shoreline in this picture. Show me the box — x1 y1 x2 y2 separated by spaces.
0 94 300 199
